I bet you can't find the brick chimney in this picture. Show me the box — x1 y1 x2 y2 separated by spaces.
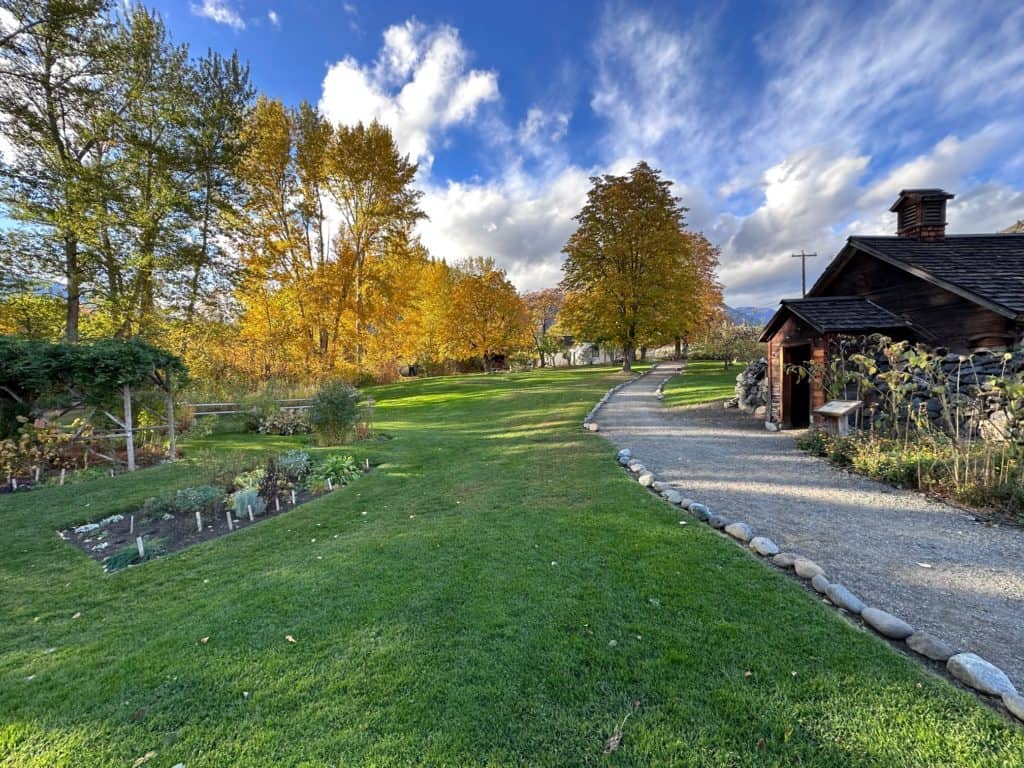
890 189 954 240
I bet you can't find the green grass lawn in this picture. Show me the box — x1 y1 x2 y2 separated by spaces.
663 360 738 407
1 366 1021 767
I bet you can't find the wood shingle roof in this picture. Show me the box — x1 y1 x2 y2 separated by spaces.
844 234 1024 318
759 297 911 342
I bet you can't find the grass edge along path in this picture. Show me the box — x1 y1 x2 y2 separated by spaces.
1 366 1022 767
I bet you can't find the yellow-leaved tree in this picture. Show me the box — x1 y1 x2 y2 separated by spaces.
446 257 531 373
560 162 719 370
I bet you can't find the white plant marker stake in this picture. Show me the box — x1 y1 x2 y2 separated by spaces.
275 496 281 512
327 477 333 491
34 466 41 482
11 478 17 491
136 536 145 559
247 504 254 522
364 458 370 472
129 515 134 535
226 510 234 531
110 468 115 478
60 468 66 486
195 510 203 532
290 490 296 505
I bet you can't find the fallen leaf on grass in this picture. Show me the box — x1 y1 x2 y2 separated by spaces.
131 751 157 767
603 731 623 754
285 635 296 643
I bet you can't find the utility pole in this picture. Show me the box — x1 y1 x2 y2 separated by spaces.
791 251 817 297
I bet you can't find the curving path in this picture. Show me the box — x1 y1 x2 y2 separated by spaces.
597 362 1024 687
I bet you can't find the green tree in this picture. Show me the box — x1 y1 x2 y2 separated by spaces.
0 0 115 341
177 50 253 322
560 162 699 371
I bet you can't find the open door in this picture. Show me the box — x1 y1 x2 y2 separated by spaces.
781 344 811 428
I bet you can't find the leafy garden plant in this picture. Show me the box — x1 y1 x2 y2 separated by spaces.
231 488 267 519
174 485 222 514
311 454 362 489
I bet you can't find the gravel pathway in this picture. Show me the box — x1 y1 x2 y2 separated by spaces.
598 362 1024 686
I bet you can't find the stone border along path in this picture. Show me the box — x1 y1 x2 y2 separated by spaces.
585 361 1024 725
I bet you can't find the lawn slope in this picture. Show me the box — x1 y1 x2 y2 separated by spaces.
663 360 738 408
1 366 1021 767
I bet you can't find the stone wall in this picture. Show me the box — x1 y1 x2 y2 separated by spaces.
730 358 768 413
852 347 1024 442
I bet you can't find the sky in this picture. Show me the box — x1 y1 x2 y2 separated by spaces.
119 1 1024 305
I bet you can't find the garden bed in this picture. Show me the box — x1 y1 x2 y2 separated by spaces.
59 450 368 571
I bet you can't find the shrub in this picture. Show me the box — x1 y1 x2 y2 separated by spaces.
309 381 362 445
231 488 267 519
174 485 222 514
258 410 312 435
796 430 829 457
278 450 312 483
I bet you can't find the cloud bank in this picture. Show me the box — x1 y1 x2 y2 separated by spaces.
316 2 1024 306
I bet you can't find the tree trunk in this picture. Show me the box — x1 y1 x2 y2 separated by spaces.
622 345 634 372
165 371 176 461
123 384 136 472
64 234 80 342
640 346 648 361
674 337 682 359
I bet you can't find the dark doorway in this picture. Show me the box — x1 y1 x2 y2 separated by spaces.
781 344 812 428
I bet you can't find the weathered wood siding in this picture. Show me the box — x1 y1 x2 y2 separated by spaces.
822 252 1015 351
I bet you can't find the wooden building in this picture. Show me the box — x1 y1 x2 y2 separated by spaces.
759 189 1024 428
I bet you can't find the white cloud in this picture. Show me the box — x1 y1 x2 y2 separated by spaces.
267 10 280 27
190 0 245 30
416 166 592 291
309 5 1024 306
584 2 1024 306
319 20 499 170
590 6 718 176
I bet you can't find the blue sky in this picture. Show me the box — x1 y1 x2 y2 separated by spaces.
151 2 1024 304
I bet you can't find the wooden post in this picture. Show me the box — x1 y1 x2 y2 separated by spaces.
34 466 41 482
11 478 17 491
60 468 66 486
165 370 176 461
123 383 136 472
129 515 134 535
226 510 234 531
275 496 280 512
136 536 145 559
327 477 333 491
195 510 203 532
247 504 254 522
290 490 296 505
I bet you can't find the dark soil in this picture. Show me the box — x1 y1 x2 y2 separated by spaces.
62 486 338 569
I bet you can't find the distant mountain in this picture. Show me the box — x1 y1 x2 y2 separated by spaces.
725 305 775 325
1002 220 1024 234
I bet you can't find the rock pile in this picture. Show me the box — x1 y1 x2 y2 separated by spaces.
730 358 768 412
